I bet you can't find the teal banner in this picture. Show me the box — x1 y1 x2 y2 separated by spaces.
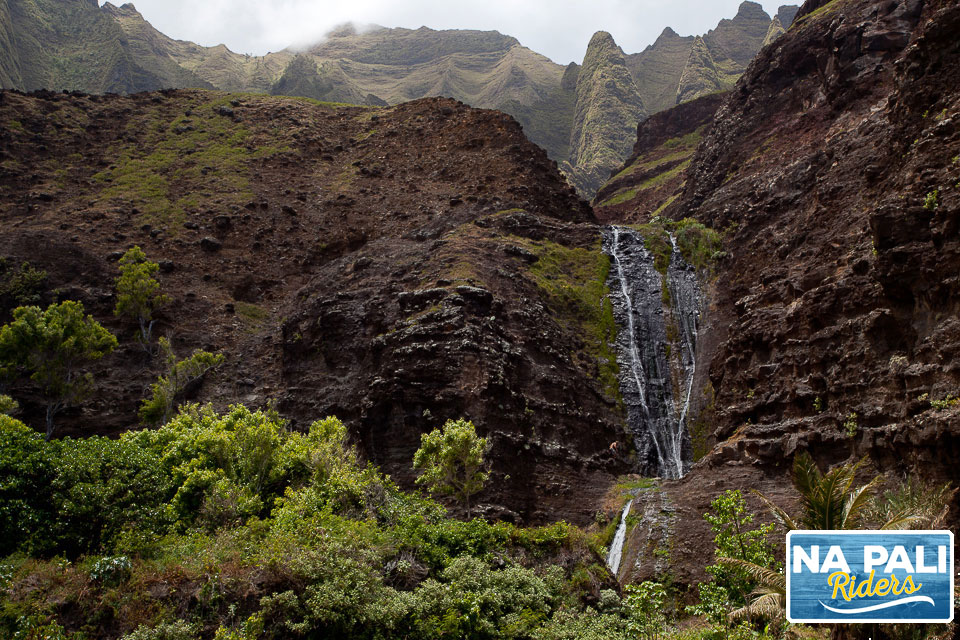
786 531 954 623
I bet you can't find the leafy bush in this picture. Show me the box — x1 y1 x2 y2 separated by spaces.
0 301 117 437
0 405 623 639
122 620 198 640
0 416 56 555
48 434 171 556
89 555 132 585
413 418 489 516
686 490 777 628
0 394 18 415
633 217 724 275
0 260 48 321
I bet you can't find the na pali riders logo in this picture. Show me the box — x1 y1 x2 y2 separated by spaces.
786 530 954 623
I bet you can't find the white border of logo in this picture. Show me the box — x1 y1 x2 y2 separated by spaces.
785 530 955 624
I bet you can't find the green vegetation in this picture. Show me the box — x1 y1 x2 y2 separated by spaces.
139 338 225 426
234 302 271 329
662 129 704 150
600 187 638 207
632 217 724 275
114 246 169 349
930 394 959 410
791 0 849 30
0 301 117 438
92 96 287 230
758 452 949 532
686 490 778 631
513 237 620 400
0 406 683 640
0 394 17 415
413 418 489 517
843 411 858 438
923 189 939 211
0 259 49 321
718 453 954 630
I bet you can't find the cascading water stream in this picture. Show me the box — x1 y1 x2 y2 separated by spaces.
603 226 703 479
606 499 633 575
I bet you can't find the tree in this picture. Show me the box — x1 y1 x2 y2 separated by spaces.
0 301 117 438
412 418 489 517
114 246 168 349
139 337 224 426
0 394 17 415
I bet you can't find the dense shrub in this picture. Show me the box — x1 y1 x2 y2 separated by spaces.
0 406 630 640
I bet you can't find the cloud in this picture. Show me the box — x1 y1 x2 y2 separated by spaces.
103 0 788 64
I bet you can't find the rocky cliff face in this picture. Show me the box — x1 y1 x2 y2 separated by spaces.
0 0 796 199
571 1 800 197
0 89 630 524
561 32 647 200
593 92 727 221
608 0 960 587
0 0 194 93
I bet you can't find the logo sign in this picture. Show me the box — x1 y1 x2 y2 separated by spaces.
786 530 954 623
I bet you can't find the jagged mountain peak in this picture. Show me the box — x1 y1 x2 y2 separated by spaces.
734 0 770 20
585 30 620 52
762 15 786 47
777 4 800 27
100 2 141 17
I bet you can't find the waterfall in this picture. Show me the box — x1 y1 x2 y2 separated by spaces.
603 226 703 479
606 499 633 575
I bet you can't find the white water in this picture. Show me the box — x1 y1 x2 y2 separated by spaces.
604 226 703 479
606 499 633 575
608 227 662 464
667 233 699 470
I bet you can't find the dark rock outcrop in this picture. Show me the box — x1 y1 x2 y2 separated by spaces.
615 0 960 587
0 89 628 525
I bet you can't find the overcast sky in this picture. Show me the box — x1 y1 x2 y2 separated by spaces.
100 0 794 65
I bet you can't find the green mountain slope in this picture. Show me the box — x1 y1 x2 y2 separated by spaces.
1 0 163 93
562 32 646 198
0 0 797 198
625 28 696 115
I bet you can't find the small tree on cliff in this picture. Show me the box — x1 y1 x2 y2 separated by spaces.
139 337 224 426
114 246 168 350
413 418 489 518
0 301 117 437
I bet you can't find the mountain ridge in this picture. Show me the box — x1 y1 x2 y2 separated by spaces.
0 0 798 198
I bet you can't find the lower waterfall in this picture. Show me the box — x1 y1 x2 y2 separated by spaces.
606 499 633 575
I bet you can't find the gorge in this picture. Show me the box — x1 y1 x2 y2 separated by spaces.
0 0 959 637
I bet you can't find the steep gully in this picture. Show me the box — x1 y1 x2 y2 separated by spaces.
602 226 704 572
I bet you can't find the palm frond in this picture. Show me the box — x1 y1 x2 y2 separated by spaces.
841 477 880 528
728 592 785 623
718 557 785 591
810 466 851 529
791 452 821 499
752 489 797 531
879 509 926 530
